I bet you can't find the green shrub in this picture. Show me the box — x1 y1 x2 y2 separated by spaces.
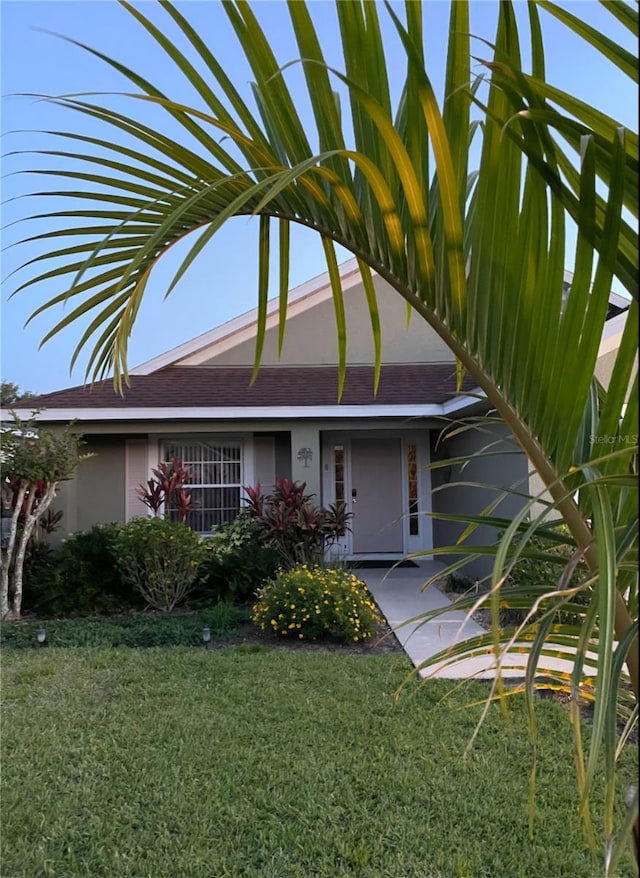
0 602 247 649
252 565 381 643
501 529 592 628
116 517 205 612
20 541 60 614
244 479 352 567
196 514 281 604
23 523 140 617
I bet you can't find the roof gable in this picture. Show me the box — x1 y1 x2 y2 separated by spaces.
130 257 363 375
131 264 631 376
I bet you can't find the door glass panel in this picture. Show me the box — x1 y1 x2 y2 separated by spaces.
334 445 345 502
407 443 419 536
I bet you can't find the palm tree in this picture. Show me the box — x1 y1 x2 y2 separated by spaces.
8 0 637 868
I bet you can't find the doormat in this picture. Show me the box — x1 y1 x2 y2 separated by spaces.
350 560 419 569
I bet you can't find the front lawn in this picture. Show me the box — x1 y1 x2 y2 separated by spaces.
1 648 637 878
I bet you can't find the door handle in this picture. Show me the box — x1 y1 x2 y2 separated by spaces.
352 487 357 504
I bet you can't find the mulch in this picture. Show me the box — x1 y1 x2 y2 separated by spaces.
209 622 406 656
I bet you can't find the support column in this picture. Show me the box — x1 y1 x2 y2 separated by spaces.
290 424 322 500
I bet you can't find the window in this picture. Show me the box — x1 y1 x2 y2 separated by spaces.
163 439 242 533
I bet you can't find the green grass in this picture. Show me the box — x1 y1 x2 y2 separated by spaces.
1 649 637 878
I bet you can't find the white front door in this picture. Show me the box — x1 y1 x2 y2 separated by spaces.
350 437 403 552
322 431 433 558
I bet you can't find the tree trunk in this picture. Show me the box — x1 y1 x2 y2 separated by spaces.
11 482 58 619
0 481 27 620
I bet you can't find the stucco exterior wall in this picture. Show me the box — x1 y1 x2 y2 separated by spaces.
595 349 618 388
76 438 126 531
50 428 298 539
251 432 292 478
274 432 292 481
200 276 453 367
430 424 528 581
529 343 637 516
51 437 126 542
51 479 76 544
595 347 637 393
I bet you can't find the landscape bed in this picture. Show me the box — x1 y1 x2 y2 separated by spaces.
2 647 637 878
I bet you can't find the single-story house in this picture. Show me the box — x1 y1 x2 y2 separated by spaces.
3 259 630 575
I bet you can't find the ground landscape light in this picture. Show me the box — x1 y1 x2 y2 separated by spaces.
202 627 211 647
35 628 46 646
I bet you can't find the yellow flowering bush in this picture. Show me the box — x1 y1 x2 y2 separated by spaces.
252 565 381 643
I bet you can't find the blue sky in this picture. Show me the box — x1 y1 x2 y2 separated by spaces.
1 0 637 395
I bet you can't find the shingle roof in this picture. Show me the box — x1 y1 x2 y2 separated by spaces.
23 364 476 410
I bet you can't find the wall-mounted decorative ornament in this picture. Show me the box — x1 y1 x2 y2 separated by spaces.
297 447 313 468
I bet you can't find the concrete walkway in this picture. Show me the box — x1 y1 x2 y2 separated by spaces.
362 561 598 681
